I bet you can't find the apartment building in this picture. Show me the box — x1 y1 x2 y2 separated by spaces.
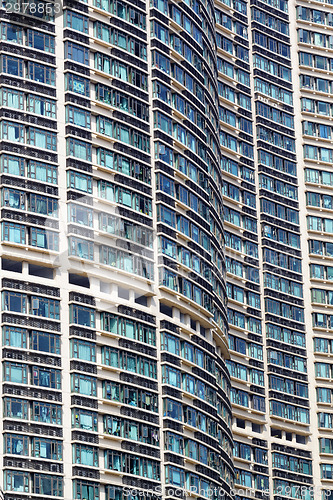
0 0 332 499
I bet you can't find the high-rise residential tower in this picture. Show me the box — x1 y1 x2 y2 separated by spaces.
0 0 234 499
1 0 333 499
221 0 333 497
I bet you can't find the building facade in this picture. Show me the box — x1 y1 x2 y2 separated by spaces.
0 0 333 499
0 0 234 499
221 0 333 497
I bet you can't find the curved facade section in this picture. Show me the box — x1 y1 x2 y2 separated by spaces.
216 0 269 495
151 0 234 497
0 1 233 500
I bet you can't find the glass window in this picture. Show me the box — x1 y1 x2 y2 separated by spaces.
66 106 91 128
4 433 28 455
71 339 96 362
33 474 63 496
65 73 90 96
28 61 55 85
161 332 180 355
4 362 27 384
65 41 89 65
32 366 61 389
27 29 54 52
2 55 24 77
72 374 97 396
32 437 62 460
4 397 28 419
70 304 95 328
67 139 92 162
1 22 23 43
65 10 89 33
67 171 92 193
4 470 29 493
32 401 62 425
72 408 98 431
1 87 24 109
3 326 27 348
73 444 98 467
73 480 99 500
30 296 59 319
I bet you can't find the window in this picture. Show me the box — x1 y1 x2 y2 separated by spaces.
105 451 160 480
161 332 180 355
72 374 97 397
102 347 157 379
27 29 54 53
316 363 331 378
66 106 91 128
152 50 170 73
152 20 169 44
1 120 24 142
69 204 93 227
160 236 176 259
2 55 23 77
4 433 28 455
322 464 333 480
154 112 172 135
162 365 181 387
71 339 96 362
28 194 58 217
3 291 27 313
30 228 59 251
73 480 99 500
32 401 62 425
100 245 154 279
70 304 95 328
4 470 29 493
165 466 185 486
164 398 182 421
103 381 157 411
165 431 183 454
159 267 177 290
28 161 57 184
1 22 23 43
3 326 27 348
73 444 98 467
65 41 89 65
72 408 98 431
28 62 55 85
33 474 63 497
97 116 113 137
32 366 61 389
31 296 60 319
28 95 56 118
4 362 27 384
65 73 90 96
19 0 55 20
152 0 168 14
4 397 28 419
67 139 92 162
93 0 146 28
101 314 156 345
1 87 24 109
1 155 24 177
157 205 175 227
67 171 92 193
32 437 62 460
65 10 89 33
